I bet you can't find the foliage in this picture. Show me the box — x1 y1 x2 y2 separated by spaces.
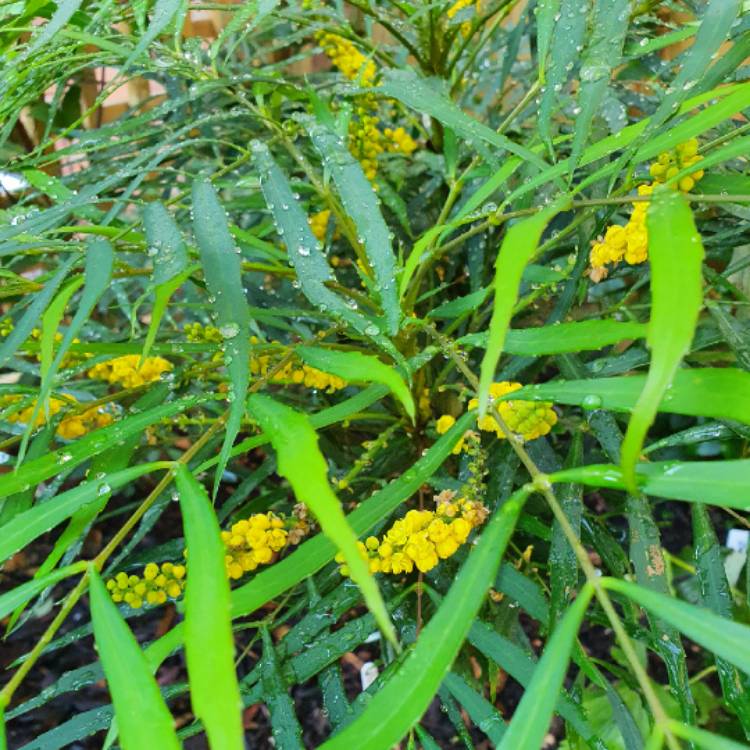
1 0 750 748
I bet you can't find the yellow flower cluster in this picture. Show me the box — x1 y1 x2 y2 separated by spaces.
250 354 346 392
106 562 186 609
310 209 334 243
221 511 290 580
649 137 704 191
0 318 13 337
2 395 113 439
590 139 704 278
337 495 488 576
29 327 85 367
316 31 417 182
184 322 223 343
436 381 557 453
88 355 173 389
316 32 377 86
446 0 476 36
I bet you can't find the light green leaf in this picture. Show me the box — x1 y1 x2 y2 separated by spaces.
176 465 244 750
192 179 251 496
502 368 750 424
295 346 415 420
88 568 180 750
0 462 172 566
621 190 704 489
549 459 750 509
0 395 206 500
309 123 400 334
320 488 529 749
246 394 398 648
460 320 647 355
478 200 567 415
603 578 750 675
498 585 595 750
0 254 79 371
536 0 560 81
0 562 86 620
667 722 750 750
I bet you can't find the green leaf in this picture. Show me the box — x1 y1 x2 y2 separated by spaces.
142 202 191 362
538 0 589 153
296 346 415 420
536 0 560 81
692 504 750 733
175 465 244 750
504 368 750 424
0 562 86 620
320 488 530 750
379 70 552 172
192 179 251 496
478 200 567 415
569 0 631 175
442 673 505 744
0 254 79 371
603 578 750 675
497 585 595 750
0 462 172 566
667 722 750 750
22 238 114 463
0 395 206 500
623 190 705 488
260 627 304 749
461 320 647 355
88 568 180 750
309 123 400 334
247 393 398 648
250 140 400 359
12 0 83 65
550 459 750 508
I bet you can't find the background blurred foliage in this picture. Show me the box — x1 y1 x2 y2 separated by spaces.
2 0 750 748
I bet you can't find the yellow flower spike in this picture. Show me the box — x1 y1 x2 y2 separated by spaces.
88 354 172 389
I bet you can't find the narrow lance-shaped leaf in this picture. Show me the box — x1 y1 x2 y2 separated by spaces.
0 395 207 501
569 0 630 176
501 368 750 424
498 585 595 750
536 0 560 82
21 238 114 463
621 189 704 491
0 462 173 566
380 70 551 173
603 578 750 675
296 346 415 420
549 459 750 509
0 563 86 620
478 200 567 415
250 140 402 362
88 568 181 750
309 123 400 335
459 319 647 356
0 254 79 371
320 488 530 750
692 505 750 732
142 202 191 361
247 393 398 648
538 0 589 154
176 465 244 750
667 722 750 750
192 179 251 496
